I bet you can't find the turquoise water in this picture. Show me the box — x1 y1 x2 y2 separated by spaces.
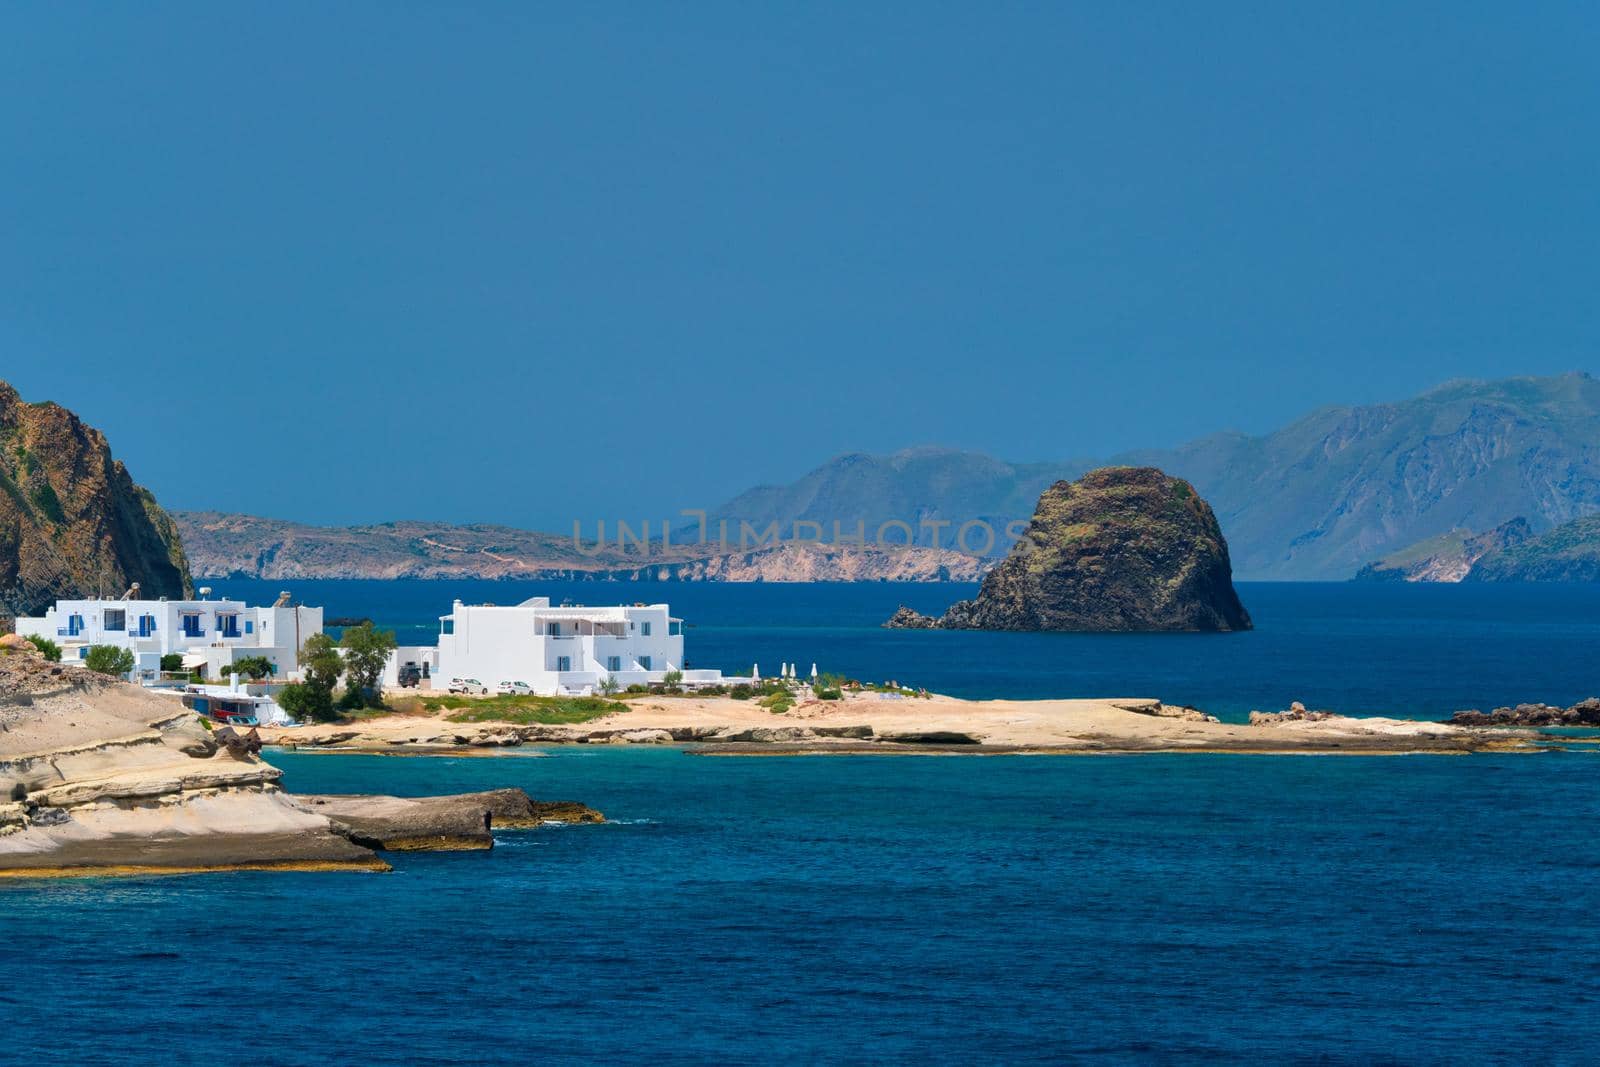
216 578 1600 719
8 747 1600 1063
8 582 1600 1062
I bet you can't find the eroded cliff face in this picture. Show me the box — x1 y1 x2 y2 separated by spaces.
0 651 381 875
887 467 1252 632
0 381 191 617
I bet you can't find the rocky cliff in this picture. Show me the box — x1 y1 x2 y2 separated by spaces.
1351 518 1534 582
886 468 1251 632
0 381 191 617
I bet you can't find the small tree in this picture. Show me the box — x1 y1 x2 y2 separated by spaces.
599 675 620 696
662 669 683 688
24 634 62 662
84 645 135 678
278 681 335 723
160 653 184 674
339 621 397 708
300 632 344 691
221 655 275 681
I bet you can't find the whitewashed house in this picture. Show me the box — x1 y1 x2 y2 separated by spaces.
15 591 324 684
435 596 721 694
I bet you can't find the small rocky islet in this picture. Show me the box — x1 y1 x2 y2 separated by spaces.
886 466 1252 632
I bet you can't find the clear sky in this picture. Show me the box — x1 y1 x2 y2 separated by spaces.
3 3 1596 528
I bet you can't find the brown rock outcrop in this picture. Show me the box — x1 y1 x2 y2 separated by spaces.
0 380 191 617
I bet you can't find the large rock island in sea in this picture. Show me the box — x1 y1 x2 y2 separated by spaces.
885 467 1252 632
0 379 191 616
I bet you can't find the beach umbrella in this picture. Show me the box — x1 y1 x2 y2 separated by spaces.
810 663 818 679
752 664 760 681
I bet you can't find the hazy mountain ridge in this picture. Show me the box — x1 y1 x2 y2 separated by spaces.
173 511 988 582
709 373 1600 580
177 373 1600 583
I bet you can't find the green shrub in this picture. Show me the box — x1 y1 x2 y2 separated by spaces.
84 645 135 677
729 684 754 700
160 653 184 674
221 655 275 681
24 634 61 662
758 692 794 714
279 682 336 723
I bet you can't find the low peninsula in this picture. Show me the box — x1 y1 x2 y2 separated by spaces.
259 690 1557 757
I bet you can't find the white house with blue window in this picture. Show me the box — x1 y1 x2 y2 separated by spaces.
434 596 721 695
14 592 324 684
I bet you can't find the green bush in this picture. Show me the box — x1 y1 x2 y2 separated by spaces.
84 645 135 677
221 655 276 681
729 684 754 700
278 682 336 723
160 653 184 673
758 691 794 714
24 634 61 662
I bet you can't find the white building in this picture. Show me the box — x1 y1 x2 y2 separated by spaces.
435 596 721 695
15 591 324 684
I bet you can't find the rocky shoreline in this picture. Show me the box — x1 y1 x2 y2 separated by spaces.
0 653 600 878
1447 697 1600 728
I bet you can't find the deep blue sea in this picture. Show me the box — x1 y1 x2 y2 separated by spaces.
216 578 1600 719
7 581 1600 1064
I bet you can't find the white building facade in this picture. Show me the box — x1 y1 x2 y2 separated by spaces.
435 596 721 694
15 594 324 684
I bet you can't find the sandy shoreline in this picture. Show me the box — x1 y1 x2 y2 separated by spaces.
260 692 1557 757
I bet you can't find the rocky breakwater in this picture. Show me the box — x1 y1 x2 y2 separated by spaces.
0 651 601 877
297 789 602 851
885 467 1252 632
1447 698 1600 728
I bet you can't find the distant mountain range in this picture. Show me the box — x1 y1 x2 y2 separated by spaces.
173 512 988 583
707 372 1600 580
179 372 1600 582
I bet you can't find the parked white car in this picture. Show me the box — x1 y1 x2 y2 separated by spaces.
448 677 488 695
496 680 534 695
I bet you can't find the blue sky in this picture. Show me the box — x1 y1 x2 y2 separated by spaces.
3 3 1595 528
